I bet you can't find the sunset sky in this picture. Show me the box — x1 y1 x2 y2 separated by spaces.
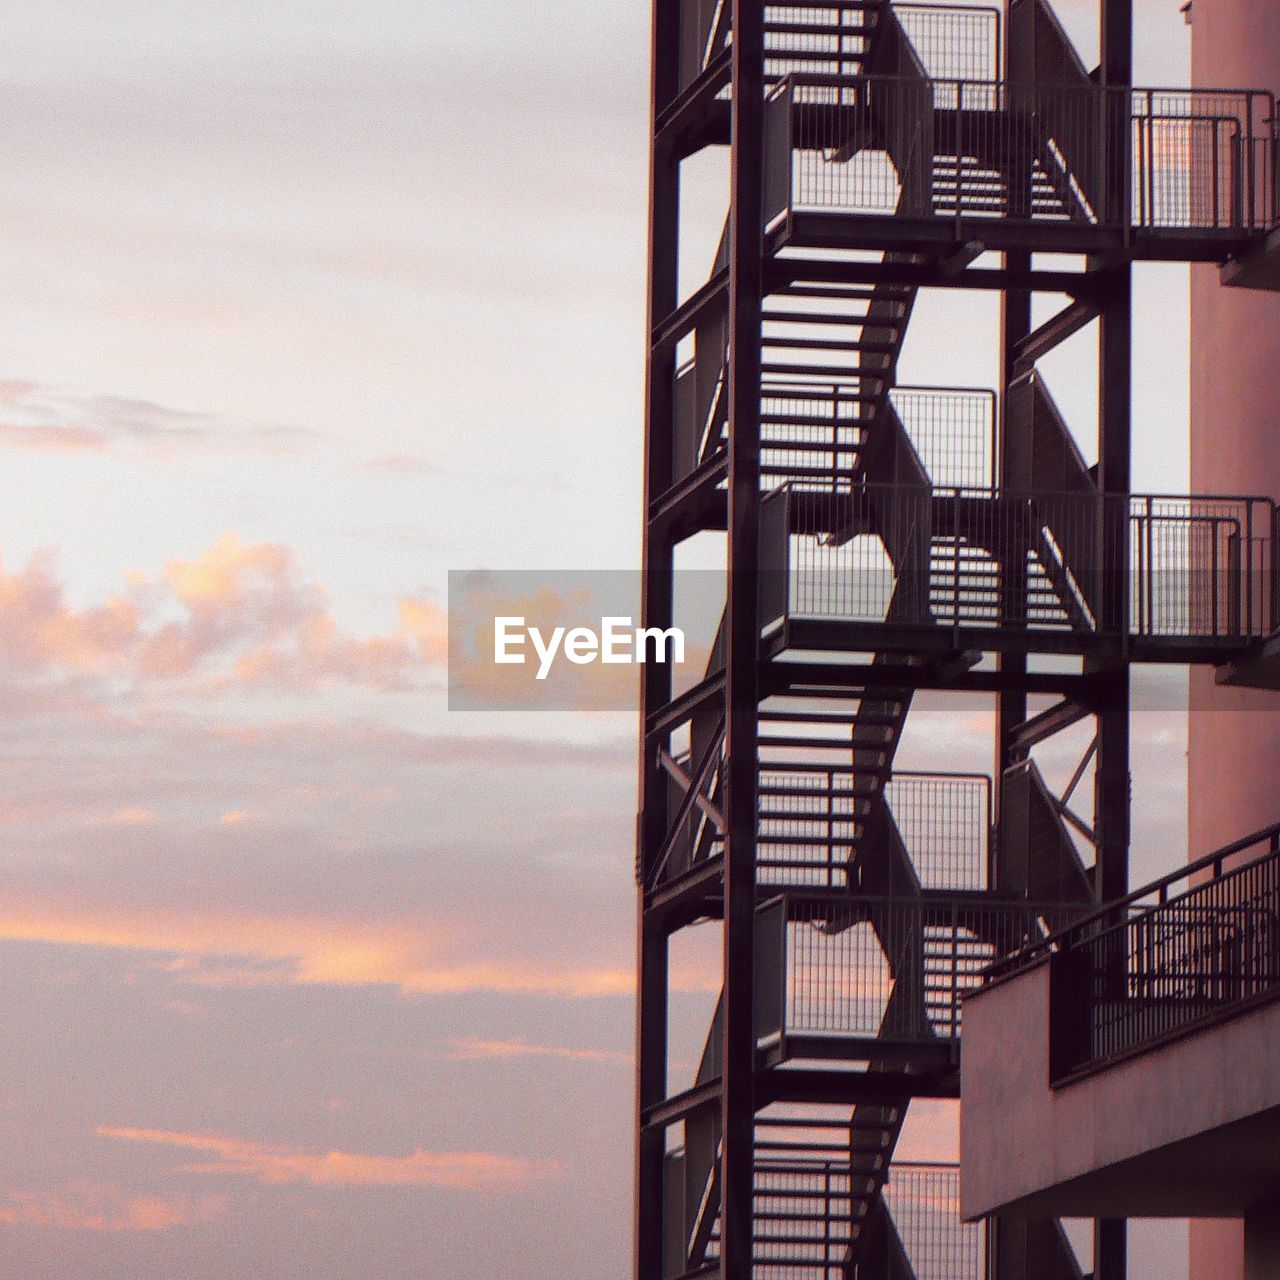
0 1 1202 1276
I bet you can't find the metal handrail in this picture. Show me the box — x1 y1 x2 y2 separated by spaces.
764 482 1280 645
984 820 1280 982
764 71 1278 233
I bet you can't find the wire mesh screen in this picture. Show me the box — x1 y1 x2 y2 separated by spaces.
885 773 990 890
757 896 1081 1044
890 386 996 489
1129 496 1275 640
894 3 1000 82
765 74 1275 233
1132 89 1276 230
884 1164 984 1280
771 485 1277 644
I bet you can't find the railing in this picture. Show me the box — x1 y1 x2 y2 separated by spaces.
674 2 1002 97
884 1163 983 1280
763 73 1277 235
761 484 1279 647
985 822 1280 1083
757 768 990 889
754 892 1084 1045
893 4 1000 84
756 382 995 487
891 386 996 490
744 1128 981 1280
749 1151 861 1277
888 772 991 890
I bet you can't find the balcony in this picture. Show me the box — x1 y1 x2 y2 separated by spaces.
960 824 1280 1221
760 483 1280 664
758 769 992 890
754 892 1083 1071
763 74 1278 261
666 1136 995 1280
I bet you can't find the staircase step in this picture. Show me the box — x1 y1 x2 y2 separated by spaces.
759 708 896 725
764 48 873 62
765 338 901 357
763 362 890 380
763 308 903 326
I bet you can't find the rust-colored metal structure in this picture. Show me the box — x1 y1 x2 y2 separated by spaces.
636 1 1280 1276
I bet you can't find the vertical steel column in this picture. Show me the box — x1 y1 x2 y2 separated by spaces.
1094 0 1133 908
722 0 766 1275
1094 3 1132 1277
996 255 1031 786
636 3 681 1276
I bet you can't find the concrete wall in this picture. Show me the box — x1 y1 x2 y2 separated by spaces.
1188 7 1280 848
1189 3 1280 1274
960 962 1280 1221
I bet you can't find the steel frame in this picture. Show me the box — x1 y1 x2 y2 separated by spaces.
635 2 1279 1278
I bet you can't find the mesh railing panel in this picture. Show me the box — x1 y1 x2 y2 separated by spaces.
884 1164 984 1280
764 74 1276 233
756 895 1084 1043
764 485 1278 645
891 386 996 489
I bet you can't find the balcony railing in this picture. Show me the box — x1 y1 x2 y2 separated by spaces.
986 822 1280 1083
760 484 1280 650
758 769 991 889
763 74 1278 237
754 893 1083 1049
733 1139 981 1280
673 1 1002 98
884 1164 984 1280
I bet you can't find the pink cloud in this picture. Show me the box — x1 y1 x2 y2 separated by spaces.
0 422 109 453
97 1128 562 1192
0 903 637 998
0 1180 226 1232
441 1037 631 1065
0 381 324 459
100 808 157 827
0 535 446 693
218 810 260 826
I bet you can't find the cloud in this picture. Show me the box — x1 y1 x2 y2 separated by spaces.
0 535 445 694
0 1181 226 1232
97 1128 562 1192
439 1037 631 1065
0 903 636 998
218 810 259 825
0 690 641 999
0 422 109 453
100 807 157 827
0 382 323 459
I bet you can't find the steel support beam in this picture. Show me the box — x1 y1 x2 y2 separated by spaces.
997 250 1032 801
721 3 765 1277
636 4 681 1278
1095 3 1133 1275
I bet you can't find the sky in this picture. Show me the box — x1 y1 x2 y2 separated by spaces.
0 1 1205 1277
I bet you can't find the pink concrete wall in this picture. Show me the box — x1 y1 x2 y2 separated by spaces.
961 964 1280 1221
1189 2 1280 1277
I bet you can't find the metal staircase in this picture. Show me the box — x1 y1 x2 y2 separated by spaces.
638 0 1280 1278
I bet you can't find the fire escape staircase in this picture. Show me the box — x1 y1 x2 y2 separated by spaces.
641 1 1280 1278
